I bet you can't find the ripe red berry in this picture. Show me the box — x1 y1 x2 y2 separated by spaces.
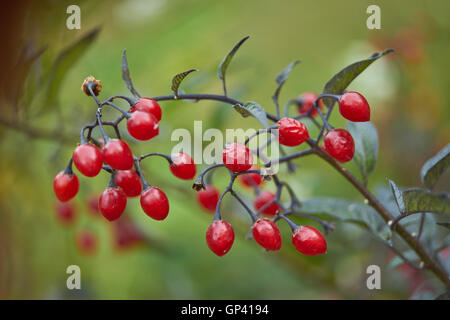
338 91 370 122
323 129 355 163
114 170 142 197
251 219 282 251
277 117 310 146
222 142 253 173
131 98 162 121
54 201 77 226
253 191 280 216
99 187 127 221
53 171 79 202
75 229 98 255
72 143 103 177
238 165 263 188
169 152 197 180
292 226 327 255
127 111 159 141
102 139 134 170
297 92 323 117
206 220 235 257
140 187 169 220
197 185 220 212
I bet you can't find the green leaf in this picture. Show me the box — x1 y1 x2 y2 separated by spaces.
218 36 249 80
347 122 379 184
233 101 268 128
122 50 141 98
272 60 300 105
389 180 405 213
171 69 197 98
437 222 450 229
44 27 100 109
322 49 394 107
296 197 391 241
421 143 450 190
401 188 450 215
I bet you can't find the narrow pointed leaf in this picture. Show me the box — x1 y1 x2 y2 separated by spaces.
171 69 198 98
421 143 450 190
233 101 268 128
272 60 300 105
217 36 249 80
122 49 141 98
389 180 405 213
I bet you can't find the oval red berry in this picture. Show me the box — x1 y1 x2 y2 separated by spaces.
127 111 159 141
323 129 355 163
99 187 127 221
339 91 370 122
197 185 220 212
292 226 327 256
277 117 309 147
102 139 134 170
131 98 162 121
206 220 235 257
252 219 282 251
73 143 103 177
253 191 280 216
222 142 253 173
114 170 143 197
53 171 79 202
169 152 197 180
140 187 169 221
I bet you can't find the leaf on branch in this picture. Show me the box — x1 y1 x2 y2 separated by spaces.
296 197 391 241
347 122 379 184
272 60 300 106
322 48 394 107
402 188 450 215
437 222 450 229
171 69 198 99
44 27 100 110
389 179 405 213
122 49 141 98
420 143 450 190
233 101 268 128
218 36 249 80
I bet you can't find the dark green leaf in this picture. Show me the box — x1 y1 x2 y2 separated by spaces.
296 197 391 241
122 50 141 98
171 69 198 98
437 222 450 229
217 36 249 80
401 188 450 215
272 60 300 105
347 122 379 184
233 101 268 128
421 143 450 189
322 49 394 107
389 180 405 213
44 27 100 109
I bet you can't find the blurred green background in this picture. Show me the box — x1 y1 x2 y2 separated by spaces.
0 0 449 299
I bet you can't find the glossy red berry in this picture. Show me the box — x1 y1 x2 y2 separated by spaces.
222 142 253 173
54 201 77 226
238 165 263 188
292 226 327 256
197 185 220 212
323 129 355 163
338 91 370 122
169 152 197 180
114 170 142 197
140 187 169 220
252 219 282 251
277 117 309 146
131 98 162 121
72 143 103 177
253 191 280 216
297 92 323 117
99 187 127 221
127 111 159 141
75 230 98 255
206 220 235 257
53 171 79 202
102 139 134 170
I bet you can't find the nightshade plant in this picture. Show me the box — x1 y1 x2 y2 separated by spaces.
52 36 450 293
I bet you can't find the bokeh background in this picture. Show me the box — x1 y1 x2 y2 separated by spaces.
0 0 449 299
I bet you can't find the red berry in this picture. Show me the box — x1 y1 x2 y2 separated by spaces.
114 170 142 197
339 91 370 122
297 92 323 117
86 194 101 216
75 230 98 255
53 171 79 202
72 143 103 177
102 139 134 170
206 220 234 257
169 152 197 180
99 187 127 221
197 185 220 212
222 142 253 173
127 111 159 141
112 215 145 250
253 191 280 216
238 165 263 188
292 226 327 255
131 98 162 121
140 187 169 220
323 129 355 163
277 117 309 147
54 201 77 226
251 219 282 251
